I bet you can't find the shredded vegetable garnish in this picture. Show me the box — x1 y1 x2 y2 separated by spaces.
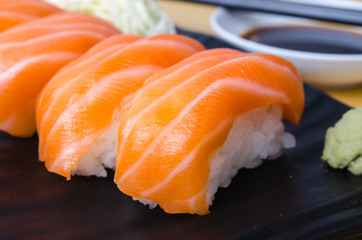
44 0 176 36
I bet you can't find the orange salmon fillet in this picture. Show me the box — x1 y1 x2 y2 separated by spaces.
114 48 305 215
0 12 120 137
0 0 61 32
36 34 205 179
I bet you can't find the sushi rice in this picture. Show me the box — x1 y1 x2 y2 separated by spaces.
72 103 295 209
137 104 295 209
206 104 295 205
71 119 121 177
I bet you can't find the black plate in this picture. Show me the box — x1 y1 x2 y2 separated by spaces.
1 30 362 240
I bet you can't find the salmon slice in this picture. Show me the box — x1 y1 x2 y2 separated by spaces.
0 0 61 32
0 12 120 137
114 48 305 215
36 34 205 179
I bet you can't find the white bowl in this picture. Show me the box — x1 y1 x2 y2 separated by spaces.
210 7 362 87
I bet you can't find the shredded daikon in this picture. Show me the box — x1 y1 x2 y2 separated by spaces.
43 0 175 36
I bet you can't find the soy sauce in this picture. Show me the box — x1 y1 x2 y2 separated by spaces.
241 26 362 54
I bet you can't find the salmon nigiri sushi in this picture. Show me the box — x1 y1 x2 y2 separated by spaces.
0 0 61 32
0 12 120 137
114 48 305 215
36 34 205 179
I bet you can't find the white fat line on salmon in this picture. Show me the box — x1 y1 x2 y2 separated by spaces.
118 55 249 155
117 77 288 185
188 181 209 214
48 135 97 173
2 22 109 32
118 54 294 157
140 51 240 89
38 62 159 132
139 38 202 55
37 42 141 134
46 105 127 171
38 35 192 121
0 52 79 131
140 116 233 198
58 40 140 74
0 12 37 21
0 30 107 50
46 66 160 168
47 111 126 172
0 51 79 86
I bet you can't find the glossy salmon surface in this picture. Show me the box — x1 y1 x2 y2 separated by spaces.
36 34 205 179
0 12 120 137
114 48 305 215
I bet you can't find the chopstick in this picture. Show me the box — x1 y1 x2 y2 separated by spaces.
179 0 362 26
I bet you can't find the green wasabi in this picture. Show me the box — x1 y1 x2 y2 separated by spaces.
322 108 362 175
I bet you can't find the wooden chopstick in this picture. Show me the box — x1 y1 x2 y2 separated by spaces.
180 0 362 26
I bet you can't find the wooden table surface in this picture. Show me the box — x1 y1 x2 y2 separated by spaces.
157 0 362 108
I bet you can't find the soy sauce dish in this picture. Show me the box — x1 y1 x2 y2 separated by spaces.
210 7 362 87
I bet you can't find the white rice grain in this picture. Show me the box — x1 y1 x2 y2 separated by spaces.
137 103 296 209
71 119 120 177
206 104 295 205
